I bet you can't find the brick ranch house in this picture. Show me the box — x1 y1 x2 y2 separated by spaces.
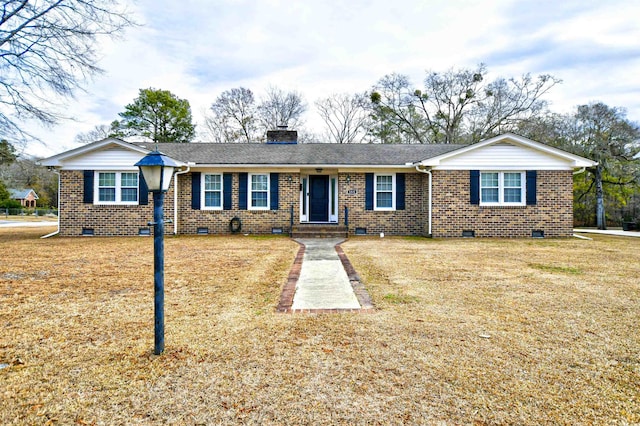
9 188 39 208
39 131 596 238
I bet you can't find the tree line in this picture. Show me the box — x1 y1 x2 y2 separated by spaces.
0 139 57 209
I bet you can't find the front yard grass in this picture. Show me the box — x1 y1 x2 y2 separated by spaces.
1 228 638 424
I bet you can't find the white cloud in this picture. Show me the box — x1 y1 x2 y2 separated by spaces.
25 0 640 158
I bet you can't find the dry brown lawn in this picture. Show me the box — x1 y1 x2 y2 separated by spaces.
0 215 57 222
0 227 638 425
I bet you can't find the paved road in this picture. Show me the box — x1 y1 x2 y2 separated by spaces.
0 220 57 228
574 228 640 238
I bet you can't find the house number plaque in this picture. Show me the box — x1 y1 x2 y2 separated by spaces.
347 189 357 195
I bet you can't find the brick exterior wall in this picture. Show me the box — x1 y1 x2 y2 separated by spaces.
176 172 300 235
58 169 573 238
430 170 574 238
342 173 427 236
58 170 173 236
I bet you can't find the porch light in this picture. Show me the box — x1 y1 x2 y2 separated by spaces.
134 149 181 355
135 150 180 192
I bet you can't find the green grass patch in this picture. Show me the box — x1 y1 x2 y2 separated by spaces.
382 293 419 304
528 263 582 274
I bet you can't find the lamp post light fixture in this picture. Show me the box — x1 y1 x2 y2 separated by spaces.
135 150 181 355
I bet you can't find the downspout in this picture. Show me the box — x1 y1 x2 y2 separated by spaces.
173 164 192 235
415 165 433 236
41 168 61 239
571 167 588 238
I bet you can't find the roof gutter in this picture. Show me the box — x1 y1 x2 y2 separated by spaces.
187 163 418 169
173 164 192 235
415 165 433 236
41 168 60 239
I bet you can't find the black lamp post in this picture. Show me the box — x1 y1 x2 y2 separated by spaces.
135 150 181 355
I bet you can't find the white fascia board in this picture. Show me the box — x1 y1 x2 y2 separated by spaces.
418 133 597 168
58 165 141 171
190 164 417 169
430 165 576 171
38 138 150 167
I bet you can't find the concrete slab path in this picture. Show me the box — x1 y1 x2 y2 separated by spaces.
291 238 360 310
277 238 374 313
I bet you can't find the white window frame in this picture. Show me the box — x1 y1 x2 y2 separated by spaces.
248 173 270 210
374 173 396 211
95 171 139 205
201 173 223 210
480 171 526 206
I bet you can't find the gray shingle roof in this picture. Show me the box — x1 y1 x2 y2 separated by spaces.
9 189 38 199
133 142 467 166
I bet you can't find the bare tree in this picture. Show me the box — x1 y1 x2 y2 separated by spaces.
414 65 488 143
466 72 560 141
1 155 58 207
517 104 640 229
257 86 307 131
205 87 259 143
0 0 134 144
316 92 372 143
370 65 560 143
74 123 117 144
205 86 308 143
571 103 640 229
370 73 426 144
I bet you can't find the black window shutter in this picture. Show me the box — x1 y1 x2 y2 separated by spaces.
470 170 480 205
365 173 374 210
191 172 201 210
223 173 233 210
138 173 149 205
396 173 405 210
238 173 248 210
270 173 279 210
83 170 94 203
526 170 537 205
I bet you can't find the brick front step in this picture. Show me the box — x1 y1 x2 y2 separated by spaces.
291 224 348 239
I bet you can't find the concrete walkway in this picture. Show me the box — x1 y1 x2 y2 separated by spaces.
277 238 374 313
291 238 360 310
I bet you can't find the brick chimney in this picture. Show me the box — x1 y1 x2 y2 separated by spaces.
266 125 297 144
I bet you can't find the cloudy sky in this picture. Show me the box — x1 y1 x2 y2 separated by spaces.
28 0 640 157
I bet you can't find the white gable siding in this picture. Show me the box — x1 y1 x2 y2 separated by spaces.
60 145 145 170
433 142 573 170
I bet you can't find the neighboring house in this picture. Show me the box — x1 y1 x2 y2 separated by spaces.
9 189 38 208
39 131 596 238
